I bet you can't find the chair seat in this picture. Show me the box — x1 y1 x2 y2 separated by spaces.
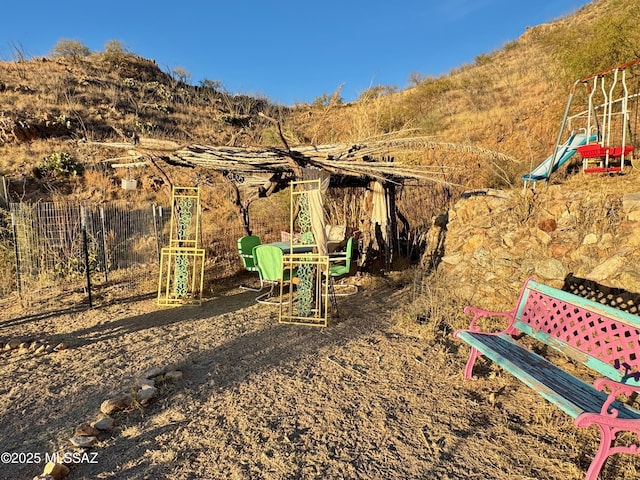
253 245 297 304
328 236 357 296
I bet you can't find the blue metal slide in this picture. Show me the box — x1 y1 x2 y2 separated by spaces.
521 132 592 183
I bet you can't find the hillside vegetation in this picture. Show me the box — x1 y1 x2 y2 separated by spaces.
4 1 640 479
0 0 638 281
0 0 638 194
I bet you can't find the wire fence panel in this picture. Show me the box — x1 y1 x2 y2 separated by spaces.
9 201 171 307
6 200 289 309
99 202 167 273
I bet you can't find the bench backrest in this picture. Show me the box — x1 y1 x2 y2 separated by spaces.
514 278 640 387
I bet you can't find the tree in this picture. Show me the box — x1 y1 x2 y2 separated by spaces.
51 39 90 61
172 67 191 84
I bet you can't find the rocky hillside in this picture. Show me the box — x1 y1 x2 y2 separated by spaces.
427 169 640 315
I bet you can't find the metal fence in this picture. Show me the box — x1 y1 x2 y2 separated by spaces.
6 200 288 309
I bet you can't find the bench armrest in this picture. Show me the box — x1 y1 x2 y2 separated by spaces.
592 378 640 417
460 306 518 335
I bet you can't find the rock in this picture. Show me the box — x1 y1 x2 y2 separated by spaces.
622 227 640 247
45 344 55 353
617 271 640 292
622 192 640 213
582 233 598 245
587 256 627 283
69 435 97 448
139 366 165 379
43 462 70 479
163 370 183 382
35 344 47 354
74 422 100 437
100 394 132 415
441 254 462 266
600 232 614 248
628 210 640 222
536 228 552 246
136 385 158 404
54 342 68 351
534 259 566 281
136 377 155 388
463 234 484 253
6 339 20 350
549 242 571 258
502 233 515 248
91 415 115 431
538 218 557 232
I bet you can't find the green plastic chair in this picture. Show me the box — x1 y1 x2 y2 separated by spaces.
237 235 263 291
329 236 358 296
253 245 295 304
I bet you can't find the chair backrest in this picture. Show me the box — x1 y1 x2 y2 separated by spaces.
238 235 261 271
253 245 284 282
343 236 354 270
331 236 354 277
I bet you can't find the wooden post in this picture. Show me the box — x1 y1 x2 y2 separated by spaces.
386 183 399 269
100 206 109 284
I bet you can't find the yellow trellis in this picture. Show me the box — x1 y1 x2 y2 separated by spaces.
279 179 330 327
157 186 205 306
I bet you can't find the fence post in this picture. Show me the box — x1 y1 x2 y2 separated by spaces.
81 207 93 308
153 203 161 263
0 176 8 208
100 206 108 284
10 211 22 300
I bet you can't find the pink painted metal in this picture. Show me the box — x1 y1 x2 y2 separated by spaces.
518 290 640 377
459 306 517 379
575 379 640 480
456 278 640 480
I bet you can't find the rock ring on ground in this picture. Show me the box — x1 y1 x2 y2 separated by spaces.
69 435 97 448
91 415 115 431
100 394 133 415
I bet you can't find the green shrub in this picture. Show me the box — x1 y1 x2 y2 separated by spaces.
35 152 84 179
543 1 640 83
50 39 91 61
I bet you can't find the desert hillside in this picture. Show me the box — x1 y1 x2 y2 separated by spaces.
2 0 640 479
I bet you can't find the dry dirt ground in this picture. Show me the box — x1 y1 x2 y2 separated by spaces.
0 273 638 480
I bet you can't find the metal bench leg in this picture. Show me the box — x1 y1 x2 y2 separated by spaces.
464 347 481 379
575 412 640 480
583 424 613 480
239 277 264 292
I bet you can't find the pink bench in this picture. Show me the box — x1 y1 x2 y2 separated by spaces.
454 277 640 480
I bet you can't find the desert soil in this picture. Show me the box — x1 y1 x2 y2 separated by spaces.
0 273 636 480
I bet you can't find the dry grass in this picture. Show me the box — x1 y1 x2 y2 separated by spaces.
3 274 635 480
1 3 640 479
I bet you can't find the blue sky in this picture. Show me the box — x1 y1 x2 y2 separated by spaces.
1 0 589 105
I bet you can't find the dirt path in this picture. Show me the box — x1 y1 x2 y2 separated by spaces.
0 276 636 479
